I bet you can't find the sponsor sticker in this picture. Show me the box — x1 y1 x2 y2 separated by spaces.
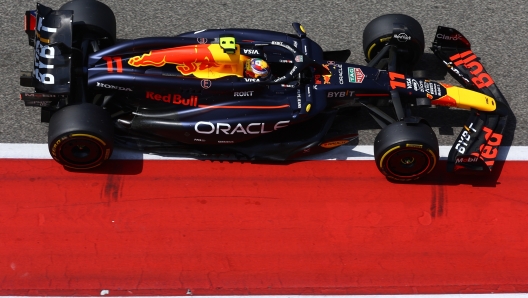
455 156 480 164
195 120 290 135
234 91 254 97
146 91 198 107
455 123 477 154
243 49 260 55
348 67 365 83
437 33 464 41
337 64 344 84
320 140 350 149
394 33 411 42
326 91 351 98
201 79 212 89
96 82 132 91
296 89 302 108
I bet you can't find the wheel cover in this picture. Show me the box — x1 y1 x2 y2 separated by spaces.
58 134 105 168
382 146 434 179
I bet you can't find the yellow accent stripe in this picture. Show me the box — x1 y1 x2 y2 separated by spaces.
71 134 106 146
367 37 391 60
380 145 437 176
367 43 377 60
426 149 437 173
445 86 497 112
379 145 401 168
36 32 50 44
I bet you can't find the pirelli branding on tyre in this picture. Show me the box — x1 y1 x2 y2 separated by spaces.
378 144 437 181
50 133 111 169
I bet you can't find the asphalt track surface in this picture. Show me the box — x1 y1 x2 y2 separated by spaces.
1 0 527 149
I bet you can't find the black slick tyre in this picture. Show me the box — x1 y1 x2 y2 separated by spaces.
59 0 116 46
48 104 113 169
374 121 438 181
363 14 424 66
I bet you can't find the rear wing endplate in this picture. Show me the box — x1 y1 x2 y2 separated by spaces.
26 3 73 94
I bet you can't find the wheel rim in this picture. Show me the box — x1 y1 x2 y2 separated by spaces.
384 147 432 179
59 135 104 168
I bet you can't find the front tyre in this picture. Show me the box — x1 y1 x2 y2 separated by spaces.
374 121 438 181
48 104 113 169
363 14 424 66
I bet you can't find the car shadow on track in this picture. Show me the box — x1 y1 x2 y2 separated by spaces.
64 158 145 175
389 160 507 187
63 145 513 188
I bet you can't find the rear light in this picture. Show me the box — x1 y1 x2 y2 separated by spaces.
24 10 37 32
24 10 37 46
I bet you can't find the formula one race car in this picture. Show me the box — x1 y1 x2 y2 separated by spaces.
20 0 510 181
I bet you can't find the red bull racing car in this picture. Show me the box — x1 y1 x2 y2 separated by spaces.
20 0 511 181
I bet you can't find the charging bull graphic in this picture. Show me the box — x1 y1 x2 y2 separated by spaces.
314 64 332 84
128 44 250 79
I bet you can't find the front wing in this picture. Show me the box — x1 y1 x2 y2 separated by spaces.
431 26 511 173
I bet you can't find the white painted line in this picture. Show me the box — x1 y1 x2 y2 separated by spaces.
303 145 528 161
0 143 50 159
0 144 527 161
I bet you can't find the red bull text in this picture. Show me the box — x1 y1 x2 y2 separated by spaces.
146 91 198 107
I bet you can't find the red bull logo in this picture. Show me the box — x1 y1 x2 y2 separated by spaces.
314 74 332 84
146 91 198 107
315 64 332 84
128 44 251 79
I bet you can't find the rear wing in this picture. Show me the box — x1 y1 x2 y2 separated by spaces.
23 3 72 94
431 26 511 173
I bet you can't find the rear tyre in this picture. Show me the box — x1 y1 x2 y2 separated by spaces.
59 0 116 46
374 121 438 181
363 14 424 66
48 104 113 169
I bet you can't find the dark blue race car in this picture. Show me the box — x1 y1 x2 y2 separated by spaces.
20 0 510 181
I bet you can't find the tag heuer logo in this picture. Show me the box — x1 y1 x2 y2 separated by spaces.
348 67 365 83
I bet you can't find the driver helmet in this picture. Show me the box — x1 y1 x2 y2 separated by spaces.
244 58 270 79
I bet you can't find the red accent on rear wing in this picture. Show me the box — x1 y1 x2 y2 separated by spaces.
24 10 37 46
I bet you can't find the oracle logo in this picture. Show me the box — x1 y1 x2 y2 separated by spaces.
195 120 290 135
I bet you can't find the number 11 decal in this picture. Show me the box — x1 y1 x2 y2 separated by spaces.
102 56 123 73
